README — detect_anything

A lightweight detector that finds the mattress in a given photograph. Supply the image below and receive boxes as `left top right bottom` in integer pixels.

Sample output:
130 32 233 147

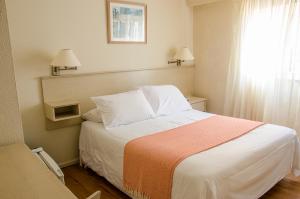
79 110 300 199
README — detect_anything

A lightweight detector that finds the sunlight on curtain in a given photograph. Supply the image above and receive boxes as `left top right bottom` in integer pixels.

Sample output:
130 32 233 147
224 0 300 134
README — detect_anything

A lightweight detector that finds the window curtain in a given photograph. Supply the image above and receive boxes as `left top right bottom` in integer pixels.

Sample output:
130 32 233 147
224 0 300 134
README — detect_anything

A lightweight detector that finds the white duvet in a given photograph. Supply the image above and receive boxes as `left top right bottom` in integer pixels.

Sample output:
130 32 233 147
79 110 300 199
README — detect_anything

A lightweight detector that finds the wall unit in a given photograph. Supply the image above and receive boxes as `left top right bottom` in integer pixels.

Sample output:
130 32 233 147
41 66 195 131
45 100 81 122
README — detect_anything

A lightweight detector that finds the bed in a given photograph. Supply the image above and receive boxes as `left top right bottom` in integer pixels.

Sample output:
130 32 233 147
79 109 300 199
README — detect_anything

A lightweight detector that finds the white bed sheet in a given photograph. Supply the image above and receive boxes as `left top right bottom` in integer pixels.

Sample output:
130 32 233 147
79 110 300 199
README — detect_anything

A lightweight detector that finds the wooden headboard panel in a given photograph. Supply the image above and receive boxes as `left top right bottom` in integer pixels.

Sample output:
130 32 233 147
41 66 195 129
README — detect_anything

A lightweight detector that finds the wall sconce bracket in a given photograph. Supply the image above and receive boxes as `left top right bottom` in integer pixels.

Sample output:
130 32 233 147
168 60 184 67
52 66 77 76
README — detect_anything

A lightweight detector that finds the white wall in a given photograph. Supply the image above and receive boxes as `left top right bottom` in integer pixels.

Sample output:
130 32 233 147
0 0 24 145
5 0 193 165
193 0 240 114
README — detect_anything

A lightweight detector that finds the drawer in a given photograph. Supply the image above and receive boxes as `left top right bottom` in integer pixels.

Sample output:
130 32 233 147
192 102 206 112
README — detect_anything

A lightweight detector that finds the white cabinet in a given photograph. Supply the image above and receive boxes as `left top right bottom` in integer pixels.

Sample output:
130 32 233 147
186 96 208 112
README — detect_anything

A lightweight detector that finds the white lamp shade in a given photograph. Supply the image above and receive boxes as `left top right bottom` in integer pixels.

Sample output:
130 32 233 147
50 49 81 67
174 47 194 61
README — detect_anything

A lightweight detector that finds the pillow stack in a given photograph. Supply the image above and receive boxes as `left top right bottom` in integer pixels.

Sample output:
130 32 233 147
139 85 192 116
91 90 155 128
83 85 192 128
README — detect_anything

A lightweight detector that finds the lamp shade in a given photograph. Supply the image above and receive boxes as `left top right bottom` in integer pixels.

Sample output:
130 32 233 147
50 49 81 67
174 47 194 61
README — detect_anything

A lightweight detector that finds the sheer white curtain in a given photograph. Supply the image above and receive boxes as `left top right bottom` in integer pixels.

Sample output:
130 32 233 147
224 0 300 134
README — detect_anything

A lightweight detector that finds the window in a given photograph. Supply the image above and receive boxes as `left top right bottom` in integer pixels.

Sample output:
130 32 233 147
239 3 300 83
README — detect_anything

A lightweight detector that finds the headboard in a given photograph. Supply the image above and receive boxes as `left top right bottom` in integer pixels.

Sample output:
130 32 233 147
41 66 195 130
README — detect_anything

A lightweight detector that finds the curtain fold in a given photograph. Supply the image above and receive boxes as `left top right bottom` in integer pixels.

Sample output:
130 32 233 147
224 0 300 134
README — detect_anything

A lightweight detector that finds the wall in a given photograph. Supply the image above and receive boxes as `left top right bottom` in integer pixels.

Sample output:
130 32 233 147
5 0 193 165
193 0 240 114
0 0 24 145
187 0 223 6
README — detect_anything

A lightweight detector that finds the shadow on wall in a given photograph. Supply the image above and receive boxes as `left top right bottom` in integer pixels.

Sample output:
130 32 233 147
21 102 80 164
21 104 45 148
168 48 178 60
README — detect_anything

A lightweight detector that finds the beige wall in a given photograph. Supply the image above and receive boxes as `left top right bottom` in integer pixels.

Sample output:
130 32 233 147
5 0 193 165
0 0 24 145
187 0 223 6
193 0 240 114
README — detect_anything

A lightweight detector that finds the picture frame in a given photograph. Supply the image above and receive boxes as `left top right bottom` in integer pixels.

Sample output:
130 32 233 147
106 0 147 44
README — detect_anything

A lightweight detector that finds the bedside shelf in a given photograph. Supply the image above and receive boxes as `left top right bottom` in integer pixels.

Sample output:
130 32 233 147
44 100 81 122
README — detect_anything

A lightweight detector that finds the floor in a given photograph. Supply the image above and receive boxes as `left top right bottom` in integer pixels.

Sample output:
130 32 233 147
63 165 300 199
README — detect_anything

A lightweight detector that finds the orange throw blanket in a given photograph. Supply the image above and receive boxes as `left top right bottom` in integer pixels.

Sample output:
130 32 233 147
123 115 264 199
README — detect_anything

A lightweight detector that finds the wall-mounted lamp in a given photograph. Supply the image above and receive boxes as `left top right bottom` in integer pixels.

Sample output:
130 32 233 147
50 49 81 76
168 47 194 66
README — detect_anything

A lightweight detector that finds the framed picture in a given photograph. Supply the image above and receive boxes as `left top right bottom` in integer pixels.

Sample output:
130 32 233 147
106 0 147 44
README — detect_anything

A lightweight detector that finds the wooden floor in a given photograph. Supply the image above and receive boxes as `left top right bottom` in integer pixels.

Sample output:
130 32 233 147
63 165 300 199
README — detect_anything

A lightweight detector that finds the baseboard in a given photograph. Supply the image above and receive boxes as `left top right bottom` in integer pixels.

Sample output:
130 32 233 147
59 158 79 168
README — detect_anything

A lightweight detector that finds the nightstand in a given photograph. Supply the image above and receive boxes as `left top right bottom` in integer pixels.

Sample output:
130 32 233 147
44 100 81 122
186 96 208 112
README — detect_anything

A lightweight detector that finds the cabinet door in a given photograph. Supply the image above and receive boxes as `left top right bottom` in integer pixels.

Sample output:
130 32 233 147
192 102 206 112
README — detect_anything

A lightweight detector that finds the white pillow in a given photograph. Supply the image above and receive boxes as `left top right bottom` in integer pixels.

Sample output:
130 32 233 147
140 85 192 116
91 90 155 128
82 108 102 123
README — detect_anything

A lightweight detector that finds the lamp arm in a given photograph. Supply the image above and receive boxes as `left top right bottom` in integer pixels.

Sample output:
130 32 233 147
51 66 78 76
59 66 78 71
168 59 185 66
